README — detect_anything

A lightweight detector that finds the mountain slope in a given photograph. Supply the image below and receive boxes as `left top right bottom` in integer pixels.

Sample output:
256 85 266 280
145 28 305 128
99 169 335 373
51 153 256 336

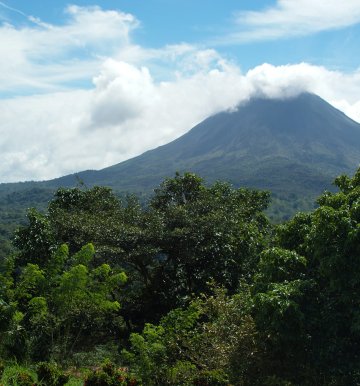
1 92 359 233
49 93 360 199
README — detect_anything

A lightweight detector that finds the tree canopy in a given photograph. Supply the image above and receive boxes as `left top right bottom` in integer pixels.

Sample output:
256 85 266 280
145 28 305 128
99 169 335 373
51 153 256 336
0 169 359 385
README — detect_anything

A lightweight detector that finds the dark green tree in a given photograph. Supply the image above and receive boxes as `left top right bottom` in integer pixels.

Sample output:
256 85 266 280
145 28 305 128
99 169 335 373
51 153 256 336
11 175 271 328
262 167 360 384
147 172 271 313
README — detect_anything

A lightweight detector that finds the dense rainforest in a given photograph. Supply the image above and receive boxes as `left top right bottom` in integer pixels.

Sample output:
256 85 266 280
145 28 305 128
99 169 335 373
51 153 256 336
0 168 359 385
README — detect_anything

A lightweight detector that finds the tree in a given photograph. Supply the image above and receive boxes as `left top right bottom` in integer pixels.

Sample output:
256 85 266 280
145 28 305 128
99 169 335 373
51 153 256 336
147 173 271 314
11 174 271 327
252 247 311 383
122 285 258 386
12 186 156 330
268 167 360 383
0 243 127 363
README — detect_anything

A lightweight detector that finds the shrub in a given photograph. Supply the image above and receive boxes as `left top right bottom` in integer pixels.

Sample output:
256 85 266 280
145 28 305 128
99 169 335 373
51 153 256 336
36 362 69 386
260 375 293 386
84 360 139 386
192 370 229 386
0 360 4 377
0 364 37 386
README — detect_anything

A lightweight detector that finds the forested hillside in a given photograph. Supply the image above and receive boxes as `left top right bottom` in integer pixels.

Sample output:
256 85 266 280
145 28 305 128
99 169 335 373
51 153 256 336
0 169 359 385
0 185 54 257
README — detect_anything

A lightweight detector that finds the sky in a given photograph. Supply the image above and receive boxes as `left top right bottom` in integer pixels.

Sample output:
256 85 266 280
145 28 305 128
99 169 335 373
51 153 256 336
0 0 360 182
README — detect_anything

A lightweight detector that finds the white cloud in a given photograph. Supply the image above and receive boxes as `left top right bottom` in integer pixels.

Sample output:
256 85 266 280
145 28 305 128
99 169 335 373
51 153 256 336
0 4 213 95
0 90 91 181
89 60 155 128
0 5 138 94
230 0 360 42
245 63 360 123
246 63 360 105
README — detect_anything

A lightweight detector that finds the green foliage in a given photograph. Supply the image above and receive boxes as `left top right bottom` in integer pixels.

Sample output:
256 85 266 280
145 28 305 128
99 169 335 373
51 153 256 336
276 212 312 255
151 172 205 209
122 285 258 385
14 208 55 267
84 359 139 386
47 187 126 258
255 248 307 287
260 375 294 386
254 280 308 344
146 172 271 315
36 361 69 386
1 169 360 384
7 175 271 329
0 242 126 363
122 324 167 385
71 343 122 369
192 370 229 386
269 168 360 383
0 185 54 260
0 363 37 386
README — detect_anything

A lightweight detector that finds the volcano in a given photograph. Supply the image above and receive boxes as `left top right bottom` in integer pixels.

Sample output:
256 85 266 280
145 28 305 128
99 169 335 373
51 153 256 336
2 92 360 220
51 92 360 200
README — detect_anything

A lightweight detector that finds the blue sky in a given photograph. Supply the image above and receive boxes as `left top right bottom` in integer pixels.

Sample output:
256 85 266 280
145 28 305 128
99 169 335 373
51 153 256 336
0 0 360 182
2 0 360 77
